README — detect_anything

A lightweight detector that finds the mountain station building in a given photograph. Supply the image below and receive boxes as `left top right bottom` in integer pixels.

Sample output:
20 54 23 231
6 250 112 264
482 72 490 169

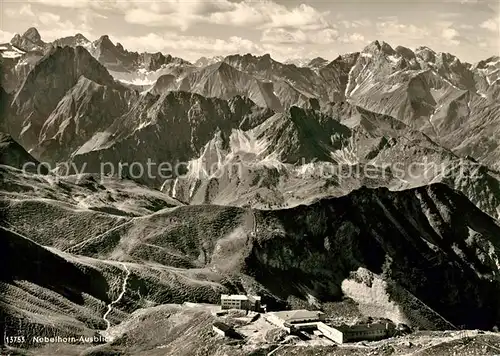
220 294 262 311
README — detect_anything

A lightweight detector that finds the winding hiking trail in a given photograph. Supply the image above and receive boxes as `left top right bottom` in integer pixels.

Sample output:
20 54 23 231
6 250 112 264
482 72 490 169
103 262 131 332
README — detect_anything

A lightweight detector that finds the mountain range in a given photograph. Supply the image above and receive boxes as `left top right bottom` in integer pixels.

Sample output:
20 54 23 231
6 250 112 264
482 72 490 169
1 27 500 355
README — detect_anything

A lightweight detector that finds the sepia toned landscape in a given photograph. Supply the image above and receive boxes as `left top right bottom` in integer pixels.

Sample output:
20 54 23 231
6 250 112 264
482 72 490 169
1 0 500 355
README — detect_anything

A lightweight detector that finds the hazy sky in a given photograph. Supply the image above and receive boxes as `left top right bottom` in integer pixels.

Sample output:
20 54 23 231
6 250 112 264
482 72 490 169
0 0 499 62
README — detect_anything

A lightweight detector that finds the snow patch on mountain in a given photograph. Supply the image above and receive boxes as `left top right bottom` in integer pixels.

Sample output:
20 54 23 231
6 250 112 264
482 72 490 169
110 66 172 86
194 56 224 67
178 128 286 184
387 55 400 64
330 136 359 165
284 58 312 67
229 129 269 157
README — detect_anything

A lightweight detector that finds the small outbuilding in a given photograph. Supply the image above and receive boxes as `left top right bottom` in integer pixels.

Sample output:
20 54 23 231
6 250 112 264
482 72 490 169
335 322 396 343
212 322 232 337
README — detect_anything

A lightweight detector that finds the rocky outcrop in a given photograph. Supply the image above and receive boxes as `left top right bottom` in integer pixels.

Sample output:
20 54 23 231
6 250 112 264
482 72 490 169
1 51 44 93
318 52 360 102
32 76 132 163
52 33 90 48
247 183 500 329
307 57 329 68
88 35 190 73
0 132 46 173
223 53 333 106
194 55 224 67
10 27 48 52
175 62 283 111
37 180 500 330
8 45 121 150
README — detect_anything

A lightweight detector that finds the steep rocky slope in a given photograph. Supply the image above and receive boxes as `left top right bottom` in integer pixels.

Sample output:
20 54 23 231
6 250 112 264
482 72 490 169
88 35 190 73
317 52 360 102
0 226 237 347
2 134 500 352
5 29 500 174
9 27 50 53
472 55 500 95
1 46 44 93
224 53 332 105
161 102 500 218
31 75 131 163
249 183 500 330
434 93 500 169
0 132 46 173
7 45 123 151
52 33 91 48
341 41 500 169
176 62 283 112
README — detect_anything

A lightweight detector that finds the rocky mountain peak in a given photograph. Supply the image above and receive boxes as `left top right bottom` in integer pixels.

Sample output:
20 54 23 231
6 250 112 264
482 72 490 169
74 33 87 40
225 52 275 67
74 33 90 45
328 52 360 68
95 34 117 51
10 33 21 43
380 41 396 55
473 55 500 70
395 45 417 60
363 40 396 56
52 33 90 48
260 53 272 61
10 27 46 52
214 60 234 71
308 57 328 68
415 46 437 63
10 45 118 149
0 132 47 173
86 34 191 73
436 51 459 64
